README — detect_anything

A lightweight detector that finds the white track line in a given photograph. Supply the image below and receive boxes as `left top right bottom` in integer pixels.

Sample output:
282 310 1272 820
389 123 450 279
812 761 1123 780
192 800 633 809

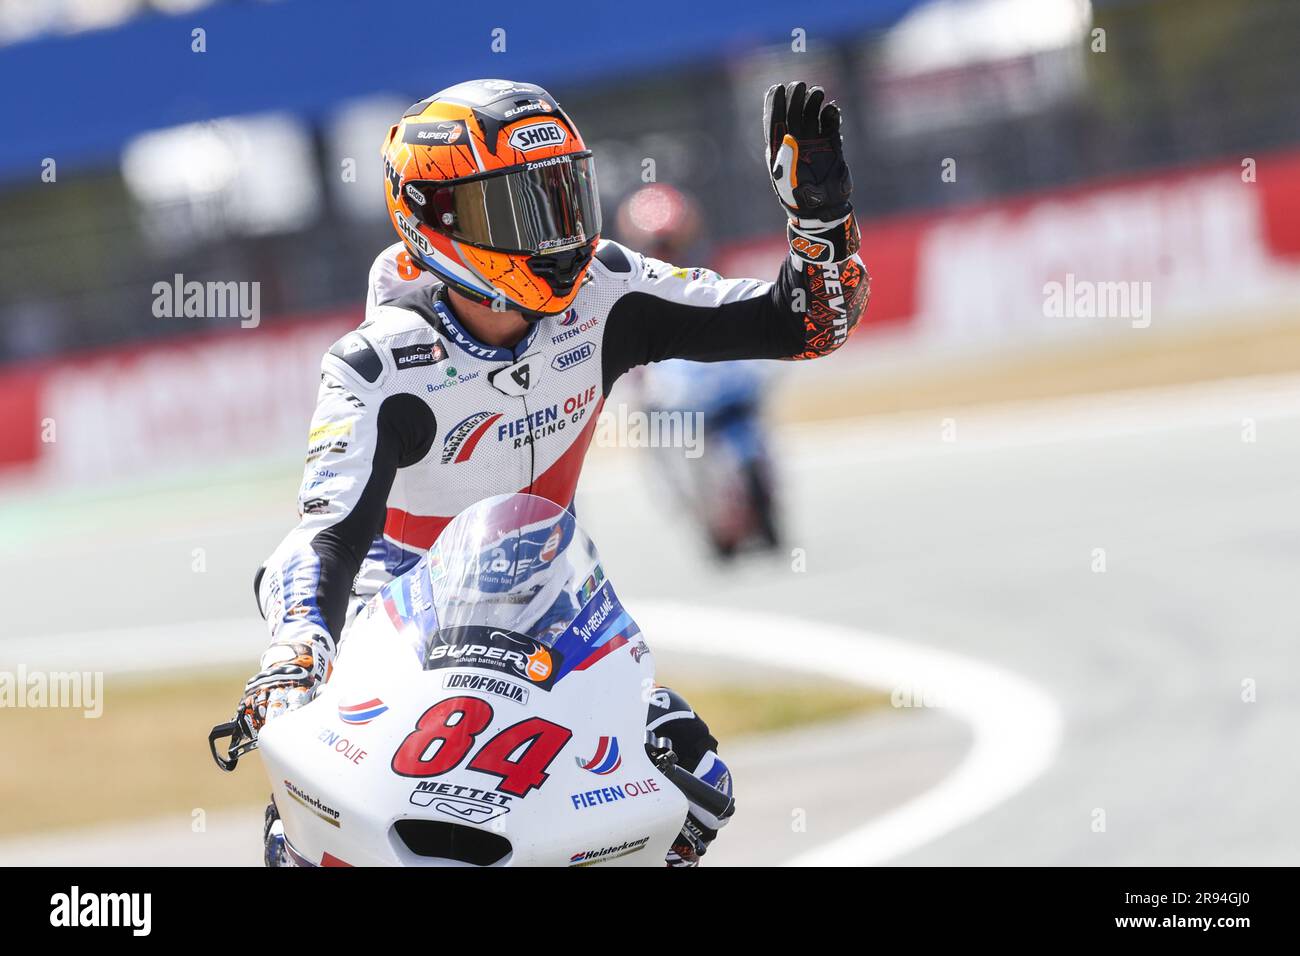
637 602 1063 867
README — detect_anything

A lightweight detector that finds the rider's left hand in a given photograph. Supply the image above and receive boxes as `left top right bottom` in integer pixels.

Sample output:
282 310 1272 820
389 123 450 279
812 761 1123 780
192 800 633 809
763 80 854 226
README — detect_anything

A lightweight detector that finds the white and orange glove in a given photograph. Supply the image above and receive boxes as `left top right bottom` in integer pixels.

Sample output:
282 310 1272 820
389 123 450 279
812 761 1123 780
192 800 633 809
240 639 326 732
763 80 860 266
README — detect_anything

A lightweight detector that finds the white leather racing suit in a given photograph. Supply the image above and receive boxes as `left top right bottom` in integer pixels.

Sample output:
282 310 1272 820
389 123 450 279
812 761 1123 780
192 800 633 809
255 239 869 662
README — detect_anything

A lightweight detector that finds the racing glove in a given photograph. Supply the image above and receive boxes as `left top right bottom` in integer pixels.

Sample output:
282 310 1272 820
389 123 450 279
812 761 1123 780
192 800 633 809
667 812 720 868
763 80 860 267
240 639 326 732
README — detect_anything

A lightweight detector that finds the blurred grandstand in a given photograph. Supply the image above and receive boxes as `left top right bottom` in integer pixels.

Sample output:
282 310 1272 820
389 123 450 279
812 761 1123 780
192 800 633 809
2 0 1300 485
0 0 1295 352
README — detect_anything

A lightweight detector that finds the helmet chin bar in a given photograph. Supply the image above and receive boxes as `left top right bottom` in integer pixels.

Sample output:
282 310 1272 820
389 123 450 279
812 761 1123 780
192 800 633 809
527 242 595 303
417 240 596 323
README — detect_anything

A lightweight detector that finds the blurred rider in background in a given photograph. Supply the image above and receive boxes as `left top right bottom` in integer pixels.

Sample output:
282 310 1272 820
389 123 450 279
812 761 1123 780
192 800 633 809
616 184 782 559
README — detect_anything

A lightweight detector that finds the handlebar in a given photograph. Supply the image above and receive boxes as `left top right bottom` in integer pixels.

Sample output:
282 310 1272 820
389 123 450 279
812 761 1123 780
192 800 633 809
663 761 736 820
646 733 735 821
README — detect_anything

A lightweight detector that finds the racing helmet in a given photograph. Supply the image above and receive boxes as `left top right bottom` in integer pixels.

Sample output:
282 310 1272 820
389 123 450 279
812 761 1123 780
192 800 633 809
381 79 602 318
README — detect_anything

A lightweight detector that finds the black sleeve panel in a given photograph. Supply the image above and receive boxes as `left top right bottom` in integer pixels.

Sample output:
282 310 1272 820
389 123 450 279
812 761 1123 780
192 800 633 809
328 333 384 383
307 394 435 639
600 258 805 396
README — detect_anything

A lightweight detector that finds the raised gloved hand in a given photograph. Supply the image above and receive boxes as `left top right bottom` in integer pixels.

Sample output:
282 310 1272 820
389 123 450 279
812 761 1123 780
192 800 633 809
240 639 326 732
763 81 859 266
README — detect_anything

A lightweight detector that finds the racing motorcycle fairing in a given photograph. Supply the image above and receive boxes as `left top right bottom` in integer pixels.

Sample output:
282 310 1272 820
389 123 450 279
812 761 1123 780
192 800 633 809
256 493 685 866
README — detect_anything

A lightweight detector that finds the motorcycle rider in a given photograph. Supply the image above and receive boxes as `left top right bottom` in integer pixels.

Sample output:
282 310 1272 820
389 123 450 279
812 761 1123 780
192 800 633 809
242 78 869 866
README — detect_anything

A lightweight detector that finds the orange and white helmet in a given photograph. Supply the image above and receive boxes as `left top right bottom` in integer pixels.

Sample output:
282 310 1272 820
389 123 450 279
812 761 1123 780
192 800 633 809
381 79 601 318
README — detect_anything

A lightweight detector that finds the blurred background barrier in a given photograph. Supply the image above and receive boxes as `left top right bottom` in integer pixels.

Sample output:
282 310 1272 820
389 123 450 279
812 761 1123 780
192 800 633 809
2 0 1300 487
0 313 353 483
722 149 1300 343
6 147 1300 483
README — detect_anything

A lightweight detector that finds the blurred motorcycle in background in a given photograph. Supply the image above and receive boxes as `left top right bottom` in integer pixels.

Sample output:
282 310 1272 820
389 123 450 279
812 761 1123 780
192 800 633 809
616 184 783 560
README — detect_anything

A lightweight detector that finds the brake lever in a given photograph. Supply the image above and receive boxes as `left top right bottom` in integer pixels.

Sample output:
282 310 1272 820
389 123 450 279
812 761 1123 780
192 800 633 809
209 712 259 772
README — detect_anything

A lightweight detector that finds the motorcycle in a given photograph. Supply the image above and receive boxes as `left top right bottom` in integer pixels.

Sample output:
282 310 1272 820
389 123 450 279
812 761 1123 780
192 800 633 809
639 359 782 560
210 492 733 866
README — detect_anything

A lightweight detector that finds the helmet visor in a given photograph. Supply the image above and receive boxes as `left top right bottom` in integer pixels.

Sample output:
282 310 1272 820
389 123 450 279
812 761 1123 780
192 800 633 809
407 153 601 256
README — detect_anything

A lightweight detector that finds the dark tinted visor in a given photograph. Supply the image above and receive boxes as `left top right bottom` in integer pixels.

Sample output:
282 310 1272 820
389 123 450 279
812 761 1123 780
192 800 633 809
406 153 601 255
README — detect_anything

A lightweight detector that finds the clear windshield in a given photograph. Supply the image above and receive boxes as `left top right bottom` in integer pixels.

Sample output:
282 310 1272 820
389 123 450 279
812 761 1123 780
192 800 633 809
424 493 606 647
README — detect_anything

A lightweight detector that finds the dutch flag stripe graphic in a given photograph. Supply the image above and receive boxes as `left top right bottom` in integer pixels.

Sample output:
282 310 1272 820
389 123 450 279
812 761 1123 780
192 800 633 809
576 735 622 775
338 698 388 725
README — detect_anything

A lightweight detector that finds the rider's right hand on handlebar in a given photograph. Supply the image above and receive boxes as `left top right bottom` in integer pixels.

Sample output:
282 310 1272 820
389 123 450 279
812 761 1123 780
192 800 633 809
240 640 325 732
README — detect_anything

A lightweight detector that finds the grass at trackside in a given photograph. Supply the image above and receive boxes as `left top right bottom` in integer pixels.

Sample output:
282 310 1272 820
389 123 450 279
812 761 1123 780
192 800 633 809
779 312 1300 423
0 670 271 838
0 668 888 838
665 678 890 743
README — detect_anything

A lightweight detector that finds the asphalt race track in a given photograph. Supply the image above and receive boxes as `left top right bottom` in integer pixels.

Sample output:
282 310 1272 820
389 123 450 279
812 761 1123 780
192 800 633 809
3 373 1298 865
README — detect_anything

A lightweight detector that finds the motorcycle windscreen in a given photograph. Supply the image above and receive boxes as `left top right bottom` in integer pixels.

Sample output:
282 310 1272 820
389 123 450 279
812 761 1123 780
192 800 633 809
423 493 607 649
